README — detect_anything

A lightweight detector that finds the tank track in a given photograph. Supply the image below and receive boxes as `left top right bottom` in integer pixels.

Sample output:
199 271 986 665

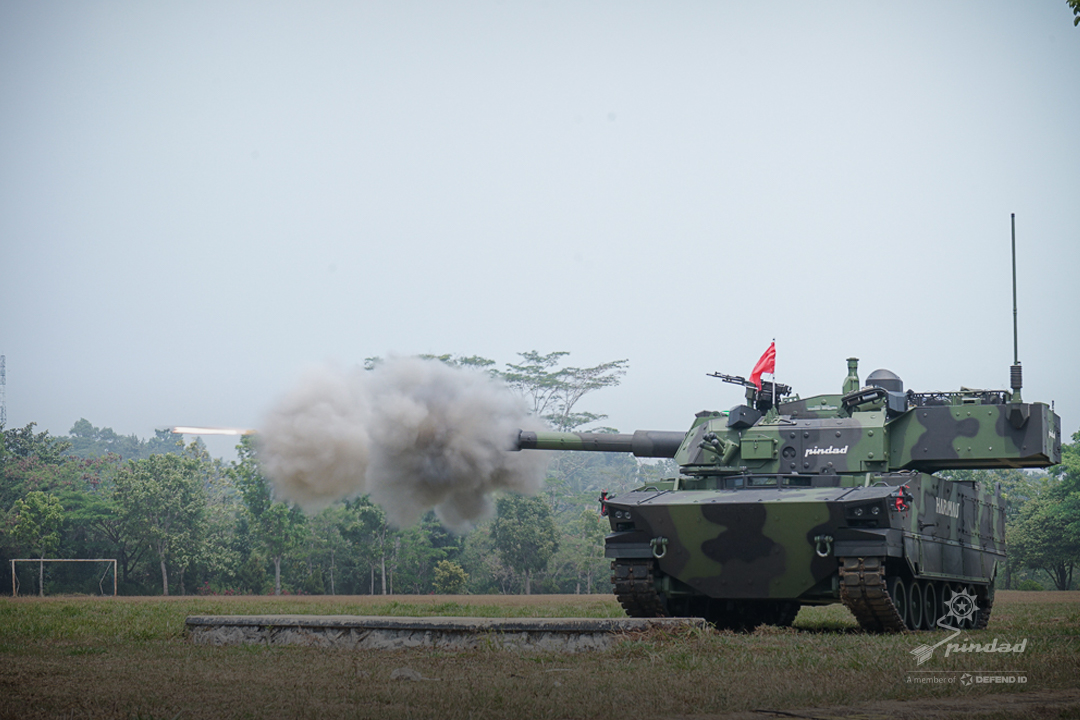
614 556 991 634
611 559 667 618
610 561 802 629
838 557 907 633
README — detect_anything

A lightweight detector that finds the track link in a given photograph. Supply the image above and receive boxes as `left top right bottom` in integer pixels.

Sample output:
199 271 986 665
611 560 667 618
838 557 908 634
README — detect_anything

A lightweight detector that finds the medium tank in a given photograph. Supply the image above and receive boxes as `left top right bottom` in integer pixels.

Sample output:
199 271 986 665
515 358 1062 632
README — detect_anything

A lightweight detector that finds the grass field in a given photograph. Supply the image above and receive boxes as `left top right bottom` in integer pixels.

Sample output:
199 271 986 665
1 591 1078 720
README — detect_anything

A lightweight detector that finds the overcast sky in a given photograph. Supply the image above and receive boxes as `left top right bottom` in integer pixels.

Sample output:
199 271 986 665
2 1 1078 461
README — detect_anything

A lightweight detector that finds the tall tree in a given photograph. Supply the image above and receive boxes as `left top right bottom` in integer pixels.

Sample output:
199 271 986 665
392 515 450 593
230 435 305 595
491 494 559 594
258 502 307 595
500 351 628 431
11 491 64 596
340 497 395 594
1009 489 1080 590
2 423 72 464
303 505 350 595
113 452 208 595
1009 432 1080 590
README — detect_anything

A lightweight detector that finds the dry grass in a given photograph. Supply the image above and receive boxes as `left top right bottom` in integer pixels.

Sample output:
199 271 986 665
1 592 1077 720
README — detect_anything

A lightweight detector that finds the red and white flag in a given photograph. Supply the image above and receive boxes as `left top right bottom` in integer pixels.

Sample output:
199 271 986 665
749 342 776 391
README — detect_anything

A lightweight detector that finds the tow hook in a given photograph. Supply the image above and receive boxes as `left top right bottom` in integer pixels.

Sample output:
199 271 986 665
650 536 668 559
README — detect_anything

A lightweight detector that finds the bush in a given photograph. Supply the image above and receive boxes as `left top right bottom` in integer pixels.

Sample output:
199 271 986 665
433 560 469 594
1017 579 1045 591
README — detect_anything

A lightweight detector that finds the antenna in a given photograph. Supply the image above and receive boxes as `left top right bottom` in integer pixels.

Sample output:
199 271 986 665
1010 214 1022 402
0 355 6 427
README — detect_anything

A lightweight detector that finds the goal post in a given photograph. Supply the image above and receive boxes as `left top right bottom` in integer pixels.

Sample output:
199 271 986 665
10 558 118 597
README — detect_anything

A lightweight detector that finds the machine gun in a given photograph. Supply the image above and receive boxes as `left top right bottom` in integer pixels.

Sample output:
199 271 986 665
707 371 793 412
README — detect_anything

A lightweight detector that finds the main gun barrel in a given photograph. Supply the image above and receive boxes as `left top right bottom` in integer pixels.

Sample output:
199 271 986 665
515 429 684 458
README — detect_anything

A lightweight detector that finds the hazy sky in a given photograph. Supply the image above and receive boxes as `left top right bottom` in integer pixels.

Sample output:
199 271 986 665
2 2 1078 460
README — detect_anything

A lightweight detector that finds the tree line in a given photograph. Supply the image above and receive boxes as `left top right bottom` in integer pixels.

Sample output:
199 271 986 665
1 352 671 597
1 351 1077 596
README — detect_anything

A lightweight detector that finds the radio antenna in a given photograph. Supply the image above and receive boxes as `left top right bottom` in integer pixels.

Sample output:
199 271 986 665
1010 213 1022 402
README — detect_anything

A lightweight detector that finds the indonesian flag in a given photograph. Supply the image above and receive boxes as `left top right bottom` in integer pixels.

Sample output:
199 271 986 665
749 342 776 391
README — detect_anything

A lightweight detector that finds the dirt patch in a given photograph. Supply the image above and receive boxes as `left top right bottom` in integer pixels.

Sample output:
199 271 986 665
677 688 1080 720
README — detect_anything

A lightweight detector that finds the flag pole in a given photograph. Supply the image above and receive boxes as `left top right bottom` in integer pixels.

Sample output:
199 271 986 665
772 337 776 409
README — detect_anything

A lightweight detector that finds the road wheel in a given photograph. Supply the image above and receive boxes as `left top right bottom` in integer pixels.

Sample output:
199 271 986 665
907 580 923 631
887 576 908 628
922 581 939 630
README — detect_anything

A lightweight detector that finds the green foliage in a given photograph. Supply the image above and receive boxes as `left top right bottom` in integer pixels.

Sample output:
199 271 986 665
1050 429 1080 493
433 559 469 594
301 505 350 595
12 491 64 558
8 489 67 594
0 350 650 597
1070 0 1080 26
1008 431 1080 590
384 515 454 594
419 353 499 374
370 350 626 432
66 419 182 460
501 351 628 431
229 434 307 595
340 497 395 594
258 502 307 595
231 435 271 519
491 494 560 594
547 507 607 594
112 452 209 595
1009 492 1080 590
2 422 72 463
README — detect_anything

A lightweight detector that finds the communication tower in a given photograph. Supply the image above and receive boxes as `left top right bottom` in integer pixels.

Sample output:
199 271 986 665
0 355 5 427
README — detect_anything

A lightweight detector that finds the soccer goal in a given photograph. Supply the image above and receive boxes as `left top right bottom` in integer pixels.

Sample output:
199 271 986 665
10 558 117 597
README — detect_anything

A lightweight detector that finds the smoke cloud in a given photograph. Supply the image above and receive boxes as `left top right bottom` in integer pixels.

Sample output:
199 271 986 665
258 357 549 531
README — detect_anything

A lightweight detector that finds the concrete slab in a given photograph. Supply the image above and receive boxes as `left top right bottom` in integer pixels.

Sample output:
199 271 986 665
185 615 706 651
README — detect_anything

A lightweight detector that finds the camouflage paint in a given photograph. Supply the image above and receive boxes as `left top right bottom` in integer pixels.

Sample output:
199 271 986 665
888 403 1060 470
606 470 1007 603
517 360 1059 613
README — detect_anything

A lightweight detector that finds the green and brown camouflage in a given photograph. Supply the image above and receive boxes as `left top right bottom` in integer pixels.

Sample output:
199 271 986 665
513 358 1061 632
